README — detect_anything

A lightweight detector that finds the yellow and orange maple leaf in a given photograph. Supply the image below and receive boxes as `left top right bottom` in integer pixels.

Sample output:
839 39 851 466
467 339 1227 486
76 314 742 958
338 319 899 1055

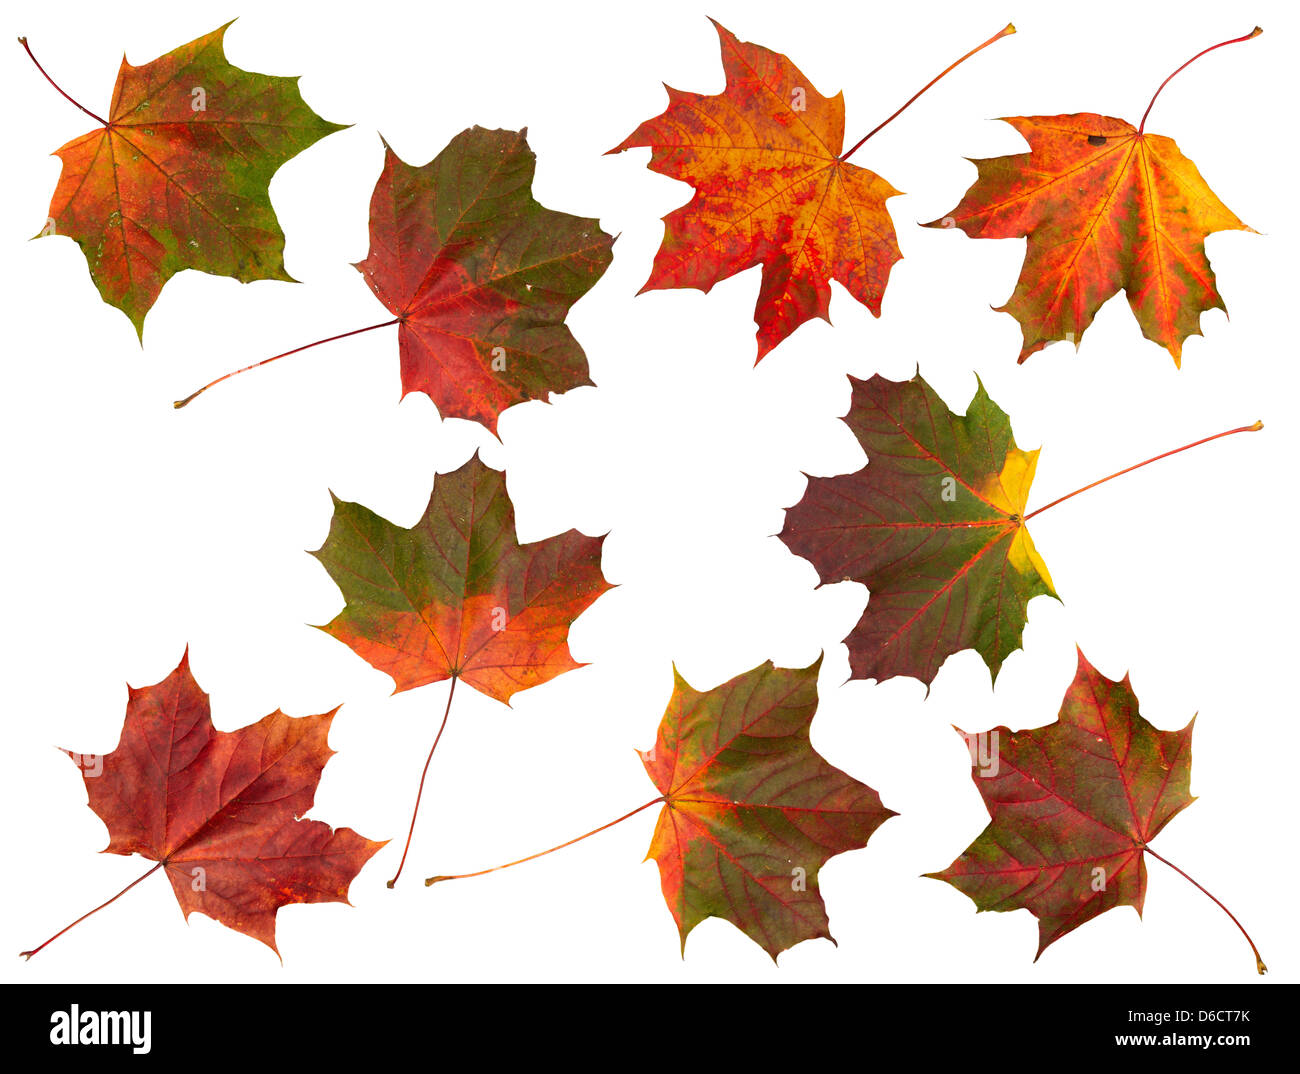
929 29 1261 364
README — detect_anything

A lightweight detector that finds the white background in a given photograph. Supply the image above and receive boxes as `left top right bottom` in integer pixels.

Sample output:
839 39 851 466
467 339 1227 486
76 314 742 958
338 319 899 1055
1 0 1294 984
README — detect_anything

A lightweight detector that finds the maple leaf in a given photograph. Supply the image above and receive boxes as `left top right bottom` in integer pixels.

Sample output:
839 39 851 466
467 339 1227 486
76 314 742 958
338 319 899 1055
610 21 1013 359
780 372 1057 688
312 452 611 885
356 127 614 432
312 453 610 701
640 658 895 959
25 23 344 336
926 28 1261 363
927 650 1266 974
20 652 384 960
174 126 614 432
427 658 894 961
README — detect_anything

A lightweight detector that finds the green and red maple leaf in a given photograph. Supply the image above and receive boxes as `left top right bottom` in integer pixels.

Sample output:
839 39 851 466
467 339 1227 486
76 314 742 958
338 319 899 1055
356 127 614 431
174 125 614 432
427 658 894 961
641 658 895 959
780 372 1058 687
929 650 1265 974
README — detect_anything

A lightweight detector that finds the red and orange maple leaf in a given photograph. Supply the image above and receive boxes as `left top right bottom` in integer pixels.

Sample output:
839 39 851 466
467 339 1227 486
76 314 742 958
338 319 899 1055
611 21 1012 359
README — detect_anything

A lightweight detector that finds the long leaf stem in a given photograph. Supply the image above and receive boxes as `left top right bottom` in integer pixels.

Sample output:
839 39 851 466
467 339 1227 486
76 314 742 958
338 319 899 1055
173 318 401 409
20 861 164 960
841 22 1015 161
1023 421 1261 522
388 676 458 888
1145 846 1266 975
426 797 665 886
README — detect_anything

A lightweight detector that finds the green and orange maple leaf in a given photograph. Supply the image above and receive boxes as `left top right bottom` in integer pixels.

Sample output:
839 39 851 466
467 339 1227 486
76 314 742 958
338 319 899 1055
28 23 344 335
641 658 895 959
429 658 894 961
928 650 1265 973
312 452 611 885
312 453 610 702
21 652 385 959
927 29 1261 363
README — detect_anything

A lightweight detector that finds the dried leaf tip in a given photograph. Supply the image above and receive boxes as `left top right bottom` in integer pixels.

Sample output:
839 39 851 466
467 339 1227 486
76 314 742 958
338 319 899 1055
998 23 1016 37
1248 420 1264 431
1249 26 1263 38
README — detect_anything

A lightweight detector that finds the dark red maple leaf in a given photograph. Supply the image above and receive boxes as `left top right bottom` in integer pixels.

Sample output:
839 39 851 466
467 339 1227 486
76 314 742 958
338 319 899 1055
21 653 385 959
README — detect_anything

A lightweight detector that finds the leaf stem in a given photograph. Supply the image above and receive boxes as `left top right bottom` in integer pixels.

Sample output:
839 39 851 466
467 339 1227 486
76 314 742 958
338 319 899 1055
173 318 401 409
840 22 1015 161
19 36 109 127
20 861 164 960
388 675 458 888
1137 27 1262 136
1023 421 1261 522
1145 846 1266 975
425 797 665 887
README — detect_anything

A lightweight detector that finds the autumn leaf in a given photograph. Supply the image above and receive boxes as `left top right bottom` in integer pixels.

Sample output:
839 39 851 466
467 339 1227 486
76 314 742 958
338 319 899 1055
926 28 1261 364
779 372 1261 688
609 20 1013 359
312 453 609 701
780 372 1057 687
24 23 344 337
311 452 611 884
641 658 895 959
20 652 385 960
176 127 614 433
928 649 1266 974
429 658 895 961
356 127 614 431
